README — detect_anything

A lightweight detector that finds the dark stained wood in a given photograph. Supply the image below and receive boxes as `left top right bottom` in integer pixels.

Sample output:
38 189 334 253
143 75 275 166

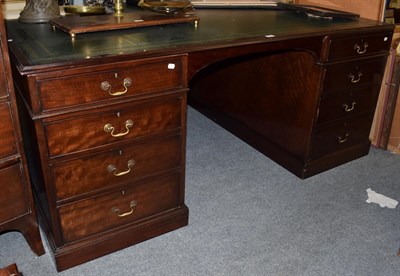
0 103 18 158
310 113 374 160
37 55 186 112
317 86 379 124
190 50 322 161
0 8 44 256
7 8 394 271
55 205 188 271
188 29 390 178
59 172 181 242
187 36 325 81
44 97 183 157
322 58 388 93
0 164 29 222
13 52 188 270
324 32 392 61
53 134 182 202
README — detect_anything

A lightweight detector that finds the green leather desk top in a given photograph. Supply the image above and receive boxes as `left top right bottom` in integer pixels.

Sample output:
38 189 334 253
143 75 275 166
5 7 391 68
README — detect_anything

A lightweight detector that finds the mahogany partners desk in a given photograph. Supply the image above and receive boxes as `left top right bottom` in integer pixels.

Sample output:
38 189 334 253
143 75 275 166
6 7 394 271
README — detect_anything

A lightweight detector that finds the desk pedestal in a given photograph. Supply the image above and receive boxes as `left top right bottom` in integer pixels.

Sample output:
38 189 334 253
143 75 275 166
189 46 386 178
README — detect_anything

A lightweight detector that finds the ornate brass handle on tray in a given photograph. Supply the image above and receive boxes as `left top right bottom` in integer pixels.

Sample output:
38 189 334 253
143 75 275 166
101 77 132 96
104 119 134 137
354 42 368 54
111 200 137 217
107 159 135 176
342 101 357 112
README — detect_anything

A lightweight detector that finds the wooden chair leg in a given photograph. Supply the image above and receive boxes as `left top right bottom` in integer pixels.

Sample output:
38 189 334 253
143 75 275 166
0 263 21 276
20 216 45 256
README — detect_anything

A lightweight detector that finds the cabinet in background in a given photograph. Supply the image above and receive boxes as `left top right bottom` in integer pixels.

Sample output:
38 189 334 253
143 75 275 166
0 8 44 256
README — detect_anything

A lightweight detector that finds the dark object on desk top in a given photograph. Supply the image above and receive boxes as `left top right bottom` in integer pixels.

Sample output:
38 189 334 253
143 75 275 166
126 0 140 5
19 0 60 23
138 0 195 15
277 2 360 20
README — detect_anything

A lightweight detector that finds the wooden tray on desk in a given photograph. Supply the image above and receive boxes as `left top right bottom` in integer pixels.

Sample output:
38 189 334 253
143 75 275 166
50 12 199 37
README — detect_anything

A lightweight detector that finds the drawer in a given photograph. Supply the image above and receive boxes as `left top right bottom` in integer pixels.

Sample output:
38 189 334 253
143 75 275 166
45 97 183 157
0 163 29 223
0 102 18 159
59 172 181 243
38 55 186 111
309 114 373 160
326 32 391 61
52 134 182 201
317 86 379 124
323 57 386 93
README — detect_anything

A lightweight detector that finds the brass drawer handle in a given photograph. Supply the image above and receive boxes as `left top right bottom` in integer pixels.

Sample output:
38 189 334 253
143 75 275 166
104 119 134 137
111 200 137 217
107 159 135 176
348 72 362 83
101 77 132 96
342 101 357 112
337 132 350 144
354 42 368 54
